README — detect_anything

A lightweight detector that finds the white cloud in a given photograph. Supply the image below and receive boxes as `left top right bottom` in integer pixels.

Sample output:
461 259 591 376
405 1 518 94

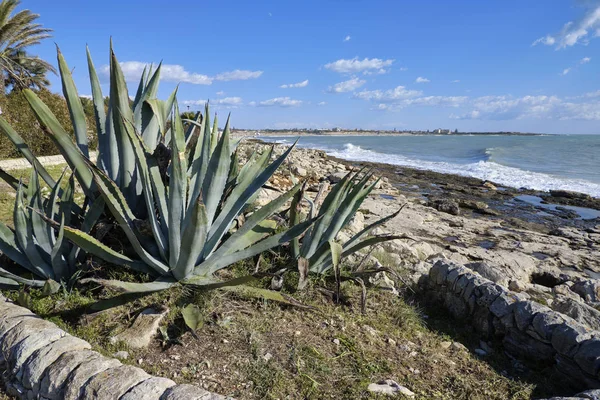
354 86 422 101
415 76 430 83
182 97 244 107
453 95 600 121
101 62 262 85
256 97 303 107
532 5 600 49
344 35 351 42
324 57 394 74
280 79 309 89
452 80 460 83
317 101 327 106
328 77 366 93
214 69 263 81
561 56 591 76
216 91 225 96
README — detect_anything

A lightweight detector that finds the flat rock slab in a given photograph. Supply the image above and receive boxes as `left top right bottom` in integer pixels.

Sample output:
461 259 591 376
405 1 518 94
39 349 103 400
161 384 232 400
62 356 121 400
22 335 91 393
121 377 176 400
110 307 168 349
80 364 150 399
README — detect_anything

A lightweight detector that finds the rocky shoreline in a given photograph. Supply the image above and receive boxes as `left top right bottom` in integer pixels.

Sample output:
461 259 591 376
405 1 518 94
243 140 600 334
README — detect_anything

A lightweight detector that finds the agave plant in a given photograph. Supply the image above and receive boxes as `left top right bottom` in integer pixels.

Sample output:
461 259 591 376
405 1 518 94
0 168 102 289
290 170 402 288
0 42 175 217
49 96 314 300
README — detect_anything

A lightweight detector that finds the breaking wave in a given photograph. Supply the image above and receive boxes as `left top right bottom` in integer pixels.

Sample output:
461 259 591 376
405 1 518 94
325 143 600 197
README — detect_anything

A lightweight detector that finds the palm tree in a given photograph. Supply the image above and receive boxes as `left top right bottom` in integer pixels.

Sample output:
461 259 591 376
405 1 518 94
0 0 54 92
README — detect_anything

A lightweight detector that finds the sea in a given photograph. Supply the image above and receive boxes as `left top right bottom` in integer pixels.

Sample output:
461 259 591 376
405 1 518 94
260 134 600 198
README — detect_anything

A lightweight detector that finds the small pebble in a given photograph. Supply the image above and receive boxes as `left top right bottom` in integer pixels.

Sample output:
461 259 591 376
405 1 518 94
333 338 341 345
113 351 129 360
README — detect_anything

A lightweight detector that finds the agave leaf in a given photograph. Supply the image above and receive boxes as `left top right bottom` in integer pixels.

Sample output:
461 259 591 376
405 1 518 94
109 41 138 206
200 216 315 276
83 158 169 275
41 279 62 296
210 113 218 155
57 46 89 157
50 214 69 280
138 64 163 149
181 304 203 332
204 142 297 257
0 117 56 188
210 182 303 260
0 266 45 287
223 220 277 256
28 169 53 256
14 183 52 278
220 284 310 308
329 240 342 269
45 168 67 225
121 116 168 260
0 276 19 289
132 65 148 112
0 223 33 270
200 114 231 224
87 292 153 312
0 168 20 191
168 102 187 267
22 89 94 196
319 173 374 246
342 235 405 259
187 103 211 209
173 196 208 280
81 278 176 293
344 208 403 249
87 46 118 180
301 172 352 259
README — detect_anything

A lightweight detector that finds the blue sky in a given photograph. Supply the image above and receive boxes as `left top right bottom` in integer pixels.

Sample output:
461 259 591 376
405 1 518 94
28 0 600 134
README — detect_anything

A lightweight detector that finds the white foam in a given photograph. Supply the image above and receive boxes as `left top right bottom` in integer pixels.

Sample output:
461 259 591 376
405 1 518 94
325 143 600 198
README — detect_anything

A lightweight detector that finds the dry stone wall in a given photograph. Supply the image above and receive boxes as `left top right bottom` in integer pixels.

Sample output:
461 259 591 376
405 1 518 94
0 295 231 399
427 260 600 392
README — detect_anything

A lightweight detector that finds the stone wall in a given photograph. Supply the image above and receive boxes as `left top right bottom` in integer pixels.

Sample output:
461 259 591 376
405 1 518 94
0 296 231 399
427 260 600 392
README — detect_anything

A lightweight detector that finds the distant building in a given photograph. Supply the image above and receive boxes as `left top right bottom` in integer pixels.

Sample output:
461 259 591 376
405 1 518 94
433 128 451 134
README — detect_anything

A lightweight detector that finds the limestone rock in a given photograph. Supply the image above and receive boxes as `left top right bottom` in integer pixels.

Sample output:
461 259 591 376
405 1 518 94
160 384 232 399
39 350 103 400
80 364 150 399
367 380 414 397
62 356 121 399
292 166 308 177
551 322 595 358
22 335 91 393
427 198 460 215
2 319 65 375
571 279 600 303
573 339 600 376
551 296 600 331
121 377 176 400
110 307 168 349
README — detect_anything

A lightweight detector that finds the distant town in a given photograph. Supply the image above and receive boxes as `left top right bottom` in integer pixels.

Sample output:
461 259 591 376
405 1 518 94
231 127 541 136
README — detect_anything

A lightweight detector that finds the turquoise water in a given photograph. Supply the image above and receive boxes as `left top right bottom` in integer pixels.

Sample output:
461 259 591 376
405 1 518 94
260 134 600 197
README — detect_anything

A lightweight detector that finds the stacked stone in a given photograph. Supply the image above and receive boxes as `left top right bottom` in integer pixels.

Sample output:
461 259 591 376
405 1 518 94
428 260 600 391
0 297 231 400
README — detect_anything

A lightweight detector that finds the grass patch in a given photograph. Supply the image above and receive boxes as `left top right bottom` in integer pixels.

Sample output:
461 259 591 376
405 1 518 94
5 263 553 400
